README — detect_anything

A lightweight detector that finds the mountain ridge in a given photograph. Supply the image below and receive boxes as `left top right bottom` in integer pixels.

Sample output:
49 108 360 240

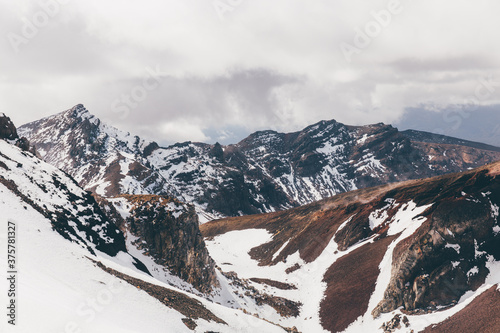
19 104 500 220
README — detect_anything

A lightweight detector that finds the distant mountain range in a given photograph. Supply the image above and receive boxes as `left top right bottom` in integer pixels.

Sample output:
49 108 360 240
395 105 500 147
19 104 500 221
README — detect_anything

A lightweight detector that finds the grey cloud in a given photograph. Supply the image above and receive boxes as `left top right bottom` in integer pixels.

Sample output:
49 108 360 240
98 69 302 145
387 56 497 73
1 1 500 147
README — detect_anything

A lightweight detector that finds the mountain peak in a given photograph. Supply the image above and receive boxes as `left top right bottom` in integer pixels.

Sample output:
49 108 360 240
70 103 87 114
66 104 96 122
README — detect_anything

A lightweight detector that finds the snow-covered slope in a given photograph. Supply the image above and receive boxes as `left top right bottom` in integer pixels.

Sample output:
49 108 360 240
20 105 500 221
0 185 287 332
0 118 292 333
201 160 500 332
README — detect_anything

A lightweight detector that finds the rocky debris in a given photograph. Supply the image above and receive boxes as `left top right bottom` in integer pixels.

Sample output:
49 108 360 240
249 278 297 290
219 269 301 318
91 258 226 329
101 195 219 294
285 263 301 274
181 318 197 330
380 314 411 332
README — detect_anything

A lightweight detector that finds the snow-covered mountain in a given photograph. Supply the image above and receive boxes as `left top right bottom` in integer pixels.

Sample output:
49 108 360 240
201 159 500 332
19 105 500 221
0 114 302 332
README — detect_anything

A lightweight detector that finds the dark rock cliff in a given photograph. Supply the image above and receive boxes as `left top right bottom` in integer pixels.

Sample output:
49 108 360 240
97 195 219 294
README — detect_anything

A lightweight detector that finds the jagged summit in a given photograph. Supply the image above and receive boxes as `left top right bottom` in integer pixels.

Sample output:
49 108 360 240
19 105 166 197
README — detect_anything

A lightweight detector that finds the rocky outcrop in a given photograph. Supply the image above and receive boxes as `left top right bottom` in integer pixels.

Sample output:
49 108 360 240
373 195 499 316
0 113 35 153
0 113 19 140
98 195 219 294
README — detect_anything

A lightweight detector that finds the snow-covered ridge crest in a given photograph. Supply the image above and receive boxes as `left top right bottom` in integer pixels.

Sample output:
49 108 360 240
19 104 500 220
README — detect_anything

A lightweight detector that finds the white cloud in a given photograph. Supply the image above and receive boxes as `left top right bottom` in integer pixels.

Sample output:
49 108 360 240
159 120 209 143
1 0 499 144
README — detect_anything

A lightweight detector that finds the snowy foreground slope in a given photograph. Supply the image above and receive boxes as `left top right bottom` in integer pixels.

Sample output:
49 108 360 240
0 138 289 332
20 104 500 221
201 160 500 332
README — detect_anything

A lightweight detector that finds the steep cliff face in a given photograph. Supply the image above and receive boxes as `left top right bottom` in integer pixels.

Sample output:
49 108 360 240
96 194 219 294
372 171 500 317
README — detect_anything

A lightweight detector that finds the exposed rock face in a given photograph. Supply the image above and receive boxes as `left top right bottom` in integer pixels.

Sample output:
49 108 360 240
373 184 499 316
0 113 35 153
0 113 19 140
97 195 219 293
19 105 500 220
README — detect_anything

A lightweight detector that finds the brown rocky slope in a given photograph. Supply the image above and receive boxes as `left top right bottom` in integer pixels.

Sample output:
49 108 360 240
201 160 500 332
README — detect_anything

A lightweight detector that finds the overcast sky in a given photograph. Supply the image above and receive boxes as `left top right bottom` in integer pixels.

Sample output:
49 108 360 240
1 0 500 145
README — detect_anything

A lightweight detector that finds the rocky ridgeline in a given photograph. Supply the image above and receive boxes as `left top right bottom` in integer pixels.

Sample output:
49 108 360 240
19 104 500 219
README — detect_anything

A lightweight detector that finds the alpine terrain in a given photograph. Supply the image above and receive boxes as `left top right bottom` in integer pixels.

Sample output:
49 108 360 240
0 113 302 333
1 109 500 332
201 159 500 332
19 105 500 221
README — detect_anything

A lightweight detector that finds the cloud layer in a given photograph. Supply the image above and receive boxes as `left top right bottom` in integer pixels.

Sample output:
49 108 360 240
1 0 499 144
